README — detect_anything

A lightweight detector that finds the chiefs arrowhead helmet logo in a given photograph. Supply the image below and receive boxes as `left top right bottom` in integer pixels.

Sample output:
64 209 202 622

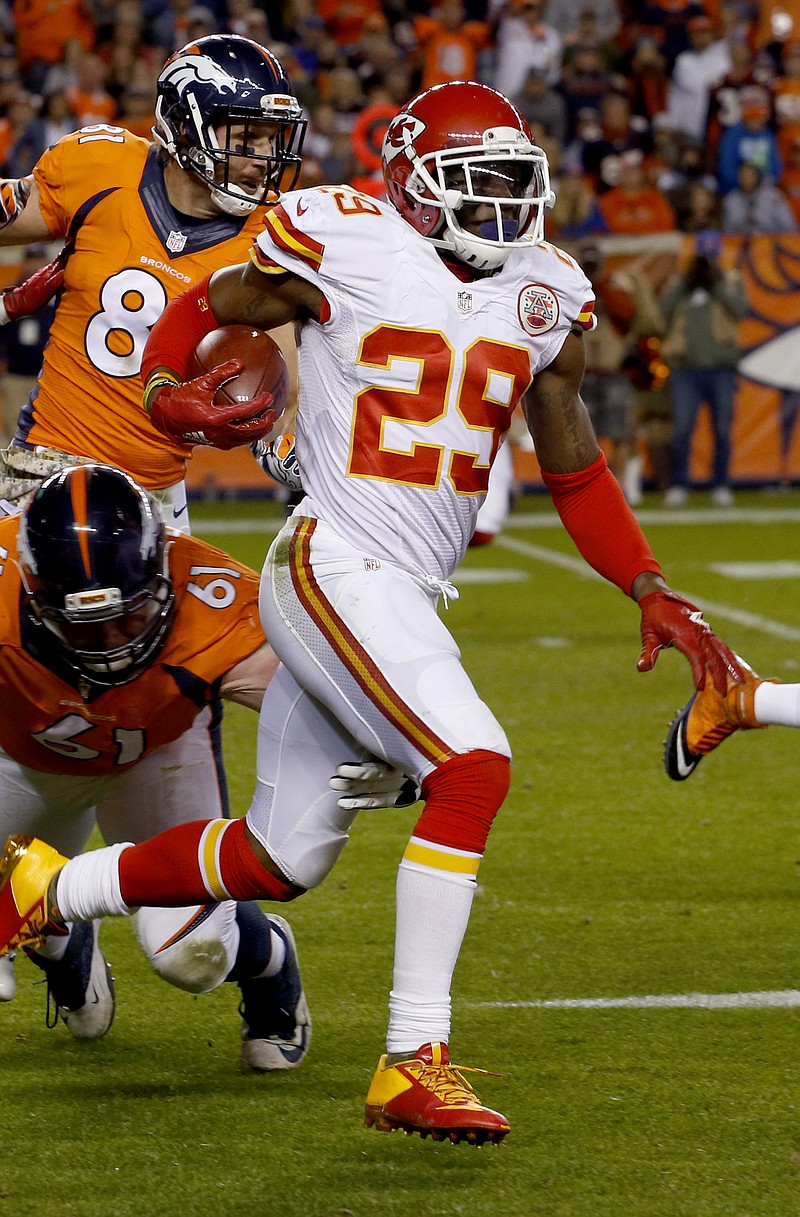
382 113 427 163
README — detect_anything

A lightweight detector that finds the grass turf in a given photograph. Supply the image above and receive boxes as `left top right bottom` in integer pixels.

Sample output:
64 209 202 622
2 489 800 1217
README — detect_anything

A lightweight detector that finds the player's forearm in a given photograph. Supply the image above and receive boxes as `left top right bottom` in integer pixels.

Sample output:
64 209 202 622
141 275 219 411
218 643 280 709
0 178 52 246
541 451 664 597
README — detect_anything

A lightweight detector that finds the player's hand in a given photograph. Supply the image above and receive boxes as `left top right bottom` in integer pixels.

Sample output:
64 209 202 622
146 362 279 450
250 433 303 492
0 253 65 326
330 761 421 811
0 178 30 230
637 589 745 693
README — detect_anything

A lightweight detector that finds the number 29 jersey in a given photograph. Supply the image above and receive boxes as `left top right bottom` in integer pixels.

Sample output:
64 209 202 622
20 126 266 489
253 187 595 581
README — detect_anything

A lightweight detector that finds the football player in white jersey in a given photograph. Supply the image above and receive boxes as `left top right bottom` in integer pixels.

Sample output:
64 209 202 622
0 81 746 1145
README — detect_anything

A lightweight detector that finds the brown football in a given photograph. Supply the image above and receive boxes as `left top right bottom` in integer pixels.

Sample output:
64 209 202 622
187 325 289 420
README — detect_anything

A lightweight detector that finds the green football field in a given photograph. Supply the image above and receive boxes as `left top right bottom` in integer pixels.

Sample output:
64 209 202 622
3 489 800 1217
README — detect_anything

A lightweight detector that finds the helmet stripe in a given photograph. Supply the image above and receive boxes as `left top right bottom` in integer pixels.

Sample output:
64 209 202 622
69 466 93 580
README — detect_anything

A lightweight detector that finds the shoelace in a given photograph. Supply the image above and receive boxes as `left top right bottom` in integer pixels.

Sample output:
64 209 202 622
409 1060 502 1107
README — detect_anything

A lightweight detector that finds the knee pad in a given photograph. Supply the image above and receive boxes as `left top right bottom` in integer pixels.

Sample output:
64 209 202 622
416 750 511 855
132 902 239 994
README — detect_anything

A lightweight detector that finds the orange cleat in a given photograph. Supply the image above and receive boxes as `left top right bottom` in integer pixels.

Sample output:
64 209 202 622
0 835 68 954
664 660 773 781
364 1040 510 1145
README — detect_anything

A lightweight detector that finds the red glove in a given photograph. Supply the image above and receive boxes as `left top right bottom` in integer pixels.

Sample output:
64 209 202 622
637 589 745 693
0 253 66 325
146 361 279 450
0 178 30 229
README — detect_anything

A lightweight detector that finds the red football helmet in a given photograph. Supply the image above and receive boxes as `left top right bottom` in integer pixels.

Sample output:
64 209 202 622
382 81 554 271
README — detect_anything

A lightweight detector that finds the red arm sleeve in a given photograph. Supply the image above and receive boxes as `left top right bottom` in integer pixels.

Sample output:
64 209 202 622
141 274 219 385
540 450 663 597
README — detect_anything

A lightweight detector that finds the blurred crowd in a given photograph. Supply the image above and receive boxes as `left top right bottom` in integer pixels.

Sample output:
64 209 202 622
1 0 798 504
2 0 800 237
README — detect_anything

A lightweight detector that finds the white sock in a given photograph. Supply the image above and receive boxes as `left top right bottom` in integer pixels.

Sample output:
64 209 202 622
753 682 800 726
387 848 480 1056
56 844 134 922
254 927 286 980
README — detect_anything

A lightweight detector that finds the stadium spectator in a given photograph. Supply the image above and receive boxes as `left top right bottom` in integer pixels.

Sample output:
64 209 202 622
664 14 733 144
722 159 799 231
675 178 724 232
412 0 491 91
15 90 77 165
116 82 157 140
575 241 644 504
0 245 54 446
560 4 619 75
543 0 621 42
705 36 763 161
0 78 746 1147
597 148 677 232
316 0 385 51
580 91 652 190
625 36 671 122
779 132 800 221
560 45 616 141
493 0 562 97
660 231 748 507
513 66 567 145
772 39 800 159
621 0 710 69
13 0 94 92
717 84 782 192
321 65 366 133
64 51 116 127
0 90 43 179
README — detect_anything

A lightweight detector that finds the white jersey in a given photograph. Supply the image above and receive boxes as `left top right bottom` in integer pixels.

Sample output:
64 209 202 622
254 187 596 581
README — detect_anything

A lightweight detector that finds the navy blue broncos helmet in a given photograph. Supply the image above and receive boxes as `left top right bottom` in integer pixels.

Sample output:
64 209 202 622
153 34 306 215
18 464 175 689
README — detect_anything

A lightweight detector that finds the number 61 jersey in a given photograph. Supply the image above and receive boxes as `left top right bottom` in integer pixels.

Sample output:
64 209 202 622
0 517 265 776
253 186 596 581
18 127 266 489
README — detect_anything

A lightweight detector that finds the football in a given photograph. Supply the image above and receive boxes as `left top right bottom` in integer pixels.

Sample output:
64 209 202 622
187 325 289 420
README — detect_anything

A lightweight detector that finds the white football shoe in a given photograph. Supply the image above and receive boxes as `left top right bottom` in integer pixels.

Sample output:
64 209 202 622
0 952 15 1001
239 915 311 1072
28 920 115 1038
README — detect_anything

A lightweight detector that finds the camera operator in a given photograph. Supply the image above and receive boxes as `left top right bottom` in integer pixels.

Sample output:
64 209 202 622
659 231 748 507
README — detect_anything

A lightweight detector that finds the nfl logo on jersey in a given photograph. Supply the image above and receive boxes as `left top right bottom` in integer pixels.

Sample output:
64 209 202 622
457 291 473 313
166 230 187 253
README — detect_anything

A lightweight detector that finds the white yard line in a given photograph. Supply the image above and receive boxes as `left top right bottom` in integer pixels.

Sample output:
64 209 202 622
493 537 800 642
470 990 800 1010
198 509 800 641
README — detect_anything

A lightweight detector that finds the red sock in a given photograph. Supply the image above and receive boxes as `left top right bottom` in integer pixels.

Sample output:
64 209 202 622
118 818 299 906
415 750 510 854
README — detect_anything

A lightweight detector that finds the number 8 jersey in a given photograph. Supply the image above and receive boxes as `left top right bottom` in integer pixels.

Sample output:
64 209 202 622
253 186 596 581
19 127 266 489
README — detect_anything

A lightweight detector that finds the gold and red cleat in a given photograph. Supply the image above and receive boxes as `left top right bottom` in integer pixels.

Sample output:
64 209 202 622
0 835 68 954
664 659 774 781
364 1040 510 1146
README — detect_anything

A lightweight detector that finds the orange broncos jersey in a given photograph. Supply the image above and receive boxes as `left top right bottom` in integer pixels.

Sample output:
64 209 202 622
21 127 266 489
0 515 265 776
